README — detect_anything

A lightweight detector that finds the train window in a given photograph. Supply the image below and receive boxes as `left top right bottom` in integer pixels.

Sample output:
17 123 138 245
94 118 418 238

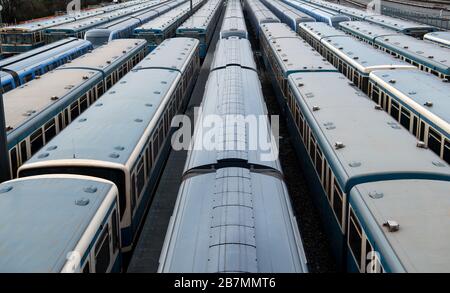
95 225 111 273
57 113 63 132
97 82 104 97
400 107 411 130
158 124 164 149
80 95 88 112
30 128 44 154
309 134 316 161
44 120 57 143
70 102 80 120
64 109 70 126
106 76 113 89
9 148 19 178
152 136 159 162
3 83 13 93
412 116 418 137
370 84 379 104
348 208 363 270
316 147 323 180
390 99 400 121
24 74 33 82
131 174 136 212
428 127 442 156
17 141 27 166
136 158 145 198
83 261 90 273
444 140 450 164
111 211 119 252
147 144 153 173
333 179 344 227
419 121 426 142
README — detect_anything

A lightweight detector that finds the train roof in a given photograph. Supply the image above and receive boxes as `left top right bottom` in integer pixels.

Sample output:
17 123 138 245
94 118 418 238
0 37 81 68
210 38 257 71
220 17 248 39
178 0 222 30
24 39 198 167
261 23 298 40
321 36 415 74
287 71 450 191
0 175 117 273
225 0 245 19
185 67 280 172
58 39 146 73
376 35 450 74
351 179 450 272
299 22 347 41
370 69 450 135
135 0 201 32
159 168 309 273
269 36 336 75
424 31 450 47
363 14 437 33
339 21 400 41
136 38 199 72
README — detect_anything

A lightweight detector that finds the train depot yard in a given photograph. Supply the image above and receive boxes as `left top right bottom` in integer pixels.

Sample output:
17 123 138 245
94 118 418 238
1 0 450 276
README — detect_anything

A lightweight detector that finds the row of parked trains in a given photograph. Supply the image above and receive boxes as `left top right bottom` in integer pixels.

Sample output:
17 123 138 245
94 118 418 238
1 0 450 273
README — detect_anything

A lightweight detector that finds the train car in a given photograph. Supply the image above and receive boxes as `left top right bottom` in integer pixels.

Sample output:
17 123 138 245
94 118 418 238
44 0 162 43
18 38 201 252
158 37 308 273
134 0 205 51
4 39 147 179
339 21 400 45
424 31 450 48
375 35 450 79
363 14 437 38
259 22 336 107
0 0 150 54
0 38 93 93
220 0 248 39
176 0 223 57
298 22 415 93
85 0 186 48
259 0 313 32
340 21 450 79
0 175 121 273
298 21 346 54
244 0 280 37
284 70 450 272
280 0 350 28
305 0 376 21
368 69 450 164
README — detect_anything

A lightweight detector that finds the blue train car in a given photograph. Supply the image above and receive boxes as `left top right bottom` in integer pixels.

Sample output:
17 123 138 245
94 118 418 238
259 0 312 32
85 0 186 48
280 0 350 28
176 0 223 57
4 39 147 179
1 38 93 93
134 0 205 51
18 38 201 252
0 175 122 273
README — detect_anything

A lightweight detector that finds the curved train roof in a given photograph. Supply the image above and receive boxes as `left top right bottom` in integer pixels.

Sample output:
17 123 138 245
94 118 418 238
135 0 203 32
5 39 146 145
424 31 450 47
245 0 280 25
287 71 450 191
370 69 450 135
363 14 437 33
158 168 308 273
376 35 450 75
210 38 257 71
185 66 280 172
339 21 400 42
261 23 298 40
177 0 222 32
0 175 117 273
350 179 450 273
321 36 415 74
299 22 347 41
59 39 146 74
23 38 199 167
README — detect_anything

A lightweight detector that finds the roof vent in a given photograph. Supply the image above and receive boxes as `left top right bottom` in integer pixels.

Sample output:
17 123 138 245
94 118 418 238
423 101 433 107
5 126 13 131
0 186 13 194
428 55 434 59
312 106 320 111
353 56 359 60
383 220 400 232
389 79 396 84
35 76 41 79
334 142 345 149
82 76 89 80
50 96 59 101
403 46 408 49
442 78 449 83
416 141 427 148
374 104 383 110
75 198 90 206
